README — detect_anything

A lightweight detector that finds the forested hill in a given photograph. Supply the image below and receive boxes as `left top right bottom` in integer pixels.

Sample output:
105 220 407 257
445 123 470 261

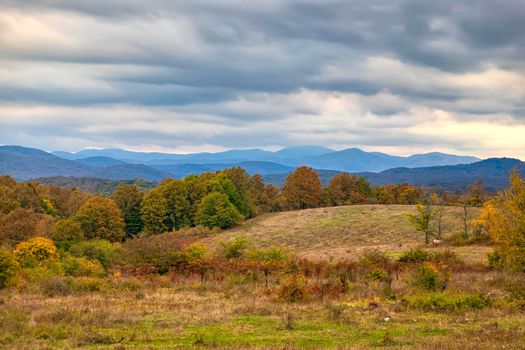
263 158 525 192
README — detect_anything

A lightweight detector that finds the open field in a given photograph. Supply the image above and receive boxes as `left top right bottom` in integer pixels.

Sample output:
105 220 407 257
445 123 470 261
1 271 524 349
2 204 523 350
204 205 487 262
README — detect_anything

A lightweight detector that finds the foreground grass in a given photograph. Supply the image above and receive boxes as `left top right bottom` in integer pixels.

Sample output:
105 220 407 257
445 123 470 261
1 272 524 349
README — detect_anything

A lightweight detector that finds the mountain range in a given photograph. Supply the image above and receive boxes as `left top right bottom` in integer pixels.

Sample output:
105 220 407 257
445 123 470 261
2 145 522 192
51 146 479 172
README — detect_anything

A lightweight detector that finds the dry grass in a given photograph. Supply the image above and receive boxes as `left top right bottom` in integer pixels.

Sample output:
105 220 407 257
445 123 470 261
0 274 524 349
2 204 517 350
203 204 485 262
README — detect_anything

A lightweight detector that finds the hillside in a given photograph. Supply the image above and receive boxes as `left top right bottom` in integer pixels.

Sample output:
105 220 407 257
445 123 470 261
33 176 156 195
361 158 525 192
203 204 486 262
264 158 525 191
0 146 172 181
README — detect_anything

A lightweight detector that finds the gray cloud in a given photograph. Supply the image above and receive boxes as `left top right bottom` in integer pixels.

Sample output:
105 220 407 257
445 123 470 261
0 0 524 157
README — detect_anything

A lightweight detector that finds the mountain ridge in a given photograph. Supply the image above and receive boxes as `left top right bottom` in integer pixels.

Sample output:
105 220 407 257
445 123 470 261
51 145 480 171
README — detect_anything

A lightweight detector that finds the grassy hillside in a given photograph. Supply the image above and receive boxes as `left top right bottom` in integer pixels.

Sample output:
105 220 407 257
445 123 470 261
204 204 486 261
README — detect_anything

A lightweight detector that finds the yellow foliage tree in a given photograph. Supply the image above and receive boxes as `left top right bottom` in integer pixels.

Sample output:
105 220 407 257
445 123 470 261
478 171 525 271
13 237 59 267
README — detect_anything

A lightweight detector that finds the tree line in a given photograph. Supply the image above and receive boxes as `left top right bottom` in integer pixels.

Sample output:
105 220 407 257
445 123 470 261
1 165 476 246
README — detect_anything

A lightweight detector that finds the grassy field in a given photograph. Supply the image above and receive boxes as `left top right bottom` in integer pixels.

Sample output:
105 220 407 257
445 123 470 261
204 204 486 262
2 204 523 350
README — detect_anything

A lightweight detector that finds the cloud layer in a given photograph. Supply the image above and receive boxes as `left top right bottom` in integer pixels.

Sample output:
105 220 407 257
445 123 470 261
0 0 524 157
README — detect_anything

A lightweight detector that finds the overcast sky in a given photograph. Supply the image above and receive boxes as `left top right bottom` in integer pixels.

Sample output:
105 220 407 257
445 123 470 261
1 0 524 158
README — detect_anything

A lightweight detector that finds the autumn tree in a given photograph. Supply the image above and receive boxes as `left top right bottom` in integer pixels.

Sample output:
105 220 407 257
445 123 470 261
0 208 41 245
160 180 193 230
0 185 20 215
112 185 144 237
50 218 84 246
477 171 525 271
141 189 169 235
283 166 322 210
251 174 280 212
328 173 372 205
195 192 242 229
74 196 125 242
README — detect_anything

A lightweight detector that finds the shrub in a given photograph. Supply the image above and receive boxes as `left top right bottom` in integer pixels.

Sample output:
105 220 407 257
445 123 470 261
430 249 462 268
122 233 204 274
39 275 72 297
404 291 490 312
195 192 242 229
20 263 64 283
68 240 119 271
365 268 392 287
13 237 59 267
488 251 504 270
62 254 106 277
50 219 84 248
360 249 390 266
410 263 448 291
221 237 250 259
278 275 309 303
398 248 430 264
0 249 18 288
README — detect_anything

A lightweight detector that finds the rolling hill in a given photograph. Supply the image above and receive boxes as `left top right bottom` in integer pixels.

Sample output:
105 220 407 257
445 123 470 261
201 204 485 262
0 146 171 181
33 176 156 195
361 157 525 192
263 158 525 191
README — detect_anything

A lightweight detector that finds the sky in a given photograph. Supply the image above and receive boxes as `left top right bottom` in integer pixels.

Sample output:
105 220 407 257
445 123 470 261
0 0 524 158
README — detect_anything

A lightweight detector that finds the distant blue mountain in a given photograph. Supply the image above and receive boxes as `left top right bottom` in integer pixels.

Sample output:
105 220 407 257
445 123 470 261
52 146 480 171
273 146 334 159
152 161 294 178
75 156 127 167
0 146 170 181
0 146 520 192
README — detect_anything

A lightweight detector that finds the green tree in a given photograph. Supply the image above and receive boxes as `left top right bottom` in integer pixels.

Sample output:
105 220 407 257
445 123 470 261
408 199 435 244
74 196 125 242
222 167 258 217
0 249 18 288
195 192 242 229
141 189 169 235
112 185 144 237
283 166 322 210
160 180 193 230
50 218 84 247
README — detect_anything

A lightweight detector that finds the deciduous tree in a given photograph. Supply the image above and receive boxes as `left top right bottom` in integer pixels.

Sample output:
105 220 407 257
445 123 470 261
74 196 125 242
283 166 322 210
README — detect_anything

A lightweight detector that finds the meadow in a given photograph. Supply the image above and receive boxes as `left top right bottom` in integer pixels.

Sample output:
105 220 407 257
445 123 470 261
2 204 524 350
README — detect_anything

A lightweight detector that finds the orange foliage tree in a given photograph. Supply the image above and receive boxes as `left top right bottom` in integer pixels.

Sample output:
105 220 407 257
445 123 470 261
283 166 322 210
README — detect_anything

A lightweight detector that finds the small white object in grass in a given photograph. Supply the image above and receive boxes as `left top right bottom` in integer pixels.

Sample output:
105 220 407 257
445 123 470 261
384 317 390 322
